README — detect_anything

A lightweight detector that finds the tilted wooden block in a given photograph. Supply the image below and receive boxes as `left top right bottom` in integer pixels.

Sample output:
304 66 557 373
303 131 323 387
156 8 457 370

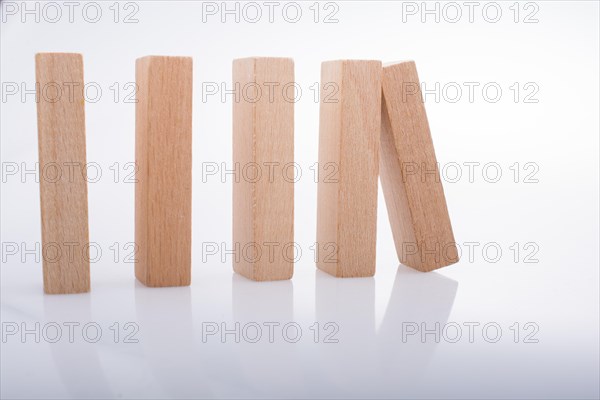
380 61 459 272
36 53 90 294
316 60 382 278
135 56 193 287
232 57 294 281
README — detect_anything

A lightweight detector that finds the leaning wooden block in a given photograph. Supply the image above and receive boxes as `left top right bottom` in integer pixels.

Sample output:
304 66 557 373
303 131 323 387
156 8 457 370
316 60 382 278
36 53 90 294
380 61 459 272
232 57 294 281
135 56 193 287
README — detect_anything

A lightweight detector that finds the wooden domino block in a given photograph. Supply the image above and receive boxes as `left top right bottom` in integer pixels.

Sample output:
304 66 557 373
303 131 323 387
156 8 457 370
380 61 459 272
232 57 294 281
135 56 193 287
316 60 382 278
36 53 90 294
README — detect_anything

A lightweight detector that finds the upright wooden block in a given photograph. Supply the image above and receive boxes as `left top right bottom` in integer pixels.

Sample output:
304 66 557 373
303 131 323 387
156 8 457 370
135 56 193 287
36 53 90 294
232 57 294 281
380 61 459 272
316 60 382 278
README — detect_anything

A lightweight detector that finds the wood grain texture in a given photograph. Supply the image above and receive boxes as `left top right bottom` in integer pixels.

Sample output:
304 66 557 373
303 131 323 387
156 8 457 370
232 57 294 281
135 56 193 287
316 60 382 278
36 53 90 294
380 61 459 272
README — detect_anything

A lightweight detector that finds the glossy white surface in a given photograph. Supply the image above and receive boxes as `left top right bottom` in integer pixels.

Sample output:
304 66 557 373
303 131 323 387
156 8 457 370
1 1 599 398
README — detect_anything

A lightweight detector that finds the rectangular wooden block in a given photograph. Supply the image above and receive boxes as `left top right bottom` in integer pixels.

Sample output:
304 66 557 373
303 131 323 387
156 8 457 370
380 61 459 272
232 57 294 281
36 53 90 294
135 56 193 287
316 60 382 278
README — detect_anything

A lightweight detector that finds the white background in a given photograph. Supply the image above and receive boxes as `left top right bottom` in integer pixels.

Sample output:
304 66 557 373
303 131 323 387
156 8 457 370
1 1 599 399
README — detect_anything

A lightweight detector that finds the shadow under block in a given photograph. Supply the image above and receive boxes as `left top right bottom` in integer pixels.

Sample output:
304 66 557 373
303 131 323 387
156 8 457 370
135 56 193 287
316 60 382 278
232 57 294 281
35 53 90 294
380 61 459 272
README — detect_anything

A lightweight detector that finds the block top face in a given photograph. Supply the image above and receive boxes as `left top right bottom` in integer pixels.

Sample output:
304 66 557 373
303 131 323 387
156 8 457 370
383 60 416 68
322 59 381 64
321 59 382 68
36 52 82 59
135 56 193 85
233 56 293 63
35 53 83 69
321 60 382 85
232 57 294 71
136 55 193 65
